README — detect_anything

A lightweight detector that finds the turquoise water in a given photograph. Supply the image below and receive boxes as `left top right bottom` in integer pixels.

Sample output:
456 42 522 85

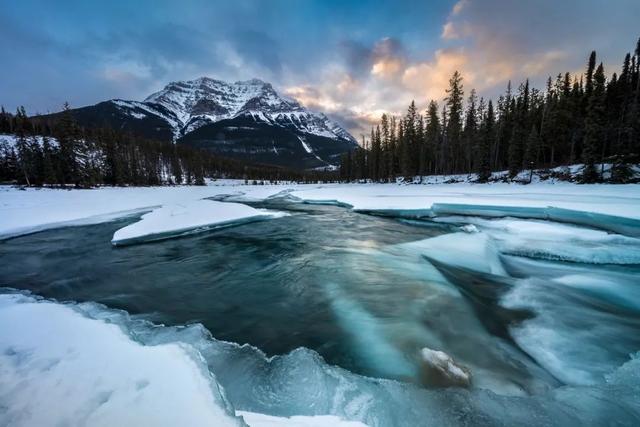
2 199 640 425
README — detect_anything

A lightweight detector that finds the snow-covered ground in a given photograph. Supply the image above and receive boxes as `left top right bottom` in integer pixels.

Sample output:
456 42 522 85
2 180 640 241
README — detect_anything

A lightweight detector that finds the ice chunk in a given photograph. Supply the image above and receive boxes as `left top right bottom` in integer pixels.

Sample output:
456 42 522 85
431 203 640 237
238 411 369 427
402 232 506 275
501 278 640 385
111 199 285 245
434 216 640 265
0 292 244 427
460 224 479 233
420 347 471 388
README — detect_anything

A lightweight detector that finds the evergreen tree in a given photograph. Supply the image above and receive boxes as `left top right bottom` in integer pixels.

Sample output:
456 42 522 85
582 63 607 183
478 100 494 182
445 71 464 174
463 89 478 172
380 114 390 181
424 101 440 176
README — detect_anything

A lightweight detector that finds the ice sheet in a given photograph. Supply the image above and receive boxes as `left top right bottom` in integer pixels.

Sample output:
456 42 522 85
2 181 640 239
111 199 284 245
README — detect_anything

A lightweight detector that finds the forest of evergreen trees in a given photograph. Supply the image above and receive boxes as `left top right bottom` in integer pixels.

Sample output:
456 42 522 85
0 104 334 187
340 38 640 184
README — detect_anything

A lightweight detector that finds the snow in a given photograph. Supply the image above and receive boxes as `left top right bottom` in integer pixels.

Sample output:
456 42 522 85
297 135 330 165
0 292 244 427
141 77 355 143
111 199 285 246
0 292 370 427
238 412 368 427
130 111 147 119
0 133 59 149
298 135 313 153
0 183 282 239
2 181 640 241
433 216 640 264
2 290 639 426
284 182 640 236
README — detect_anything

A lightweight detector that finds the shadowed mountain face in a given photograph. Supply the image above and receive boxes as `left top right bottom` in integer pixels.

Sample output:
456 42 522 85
38 77 357 169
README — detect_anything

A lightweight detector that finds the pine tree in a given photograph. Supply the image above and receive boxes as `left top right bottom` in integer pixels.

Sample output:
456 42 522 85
478 100 494 182
424 101 440 176
380 114 390 181
41 136 57 185
508 80 529 177
445 71 464 174
463 89 478 173
582 63 606 183
523 126 541 174
585 51 597 97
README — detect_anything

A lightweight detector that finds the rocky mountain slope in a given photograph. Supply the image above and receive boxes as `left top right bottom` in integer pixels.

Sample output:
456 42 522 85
40 78 357 169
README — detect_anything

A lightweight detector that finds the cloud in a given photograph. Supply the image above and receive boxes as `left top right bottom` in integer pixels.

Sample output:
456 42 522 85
452 0 469 15
441 22 458 40
402 49 472 101
2 0 639 139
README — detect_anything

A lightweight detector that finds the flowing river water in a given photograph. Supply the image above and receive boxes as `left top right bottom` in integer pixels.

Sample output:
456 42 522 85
1 198 639 425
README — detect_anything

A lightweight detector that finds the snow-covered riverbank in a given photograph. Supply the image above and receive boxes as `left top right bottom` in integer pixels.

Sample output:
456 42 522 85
2 181 640 426
2 181 640 240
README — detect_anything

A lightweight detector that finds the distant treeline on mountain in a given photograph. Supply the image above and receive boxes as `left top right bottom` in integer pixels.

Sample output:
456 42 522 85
0 105 334 187
341 38 640 183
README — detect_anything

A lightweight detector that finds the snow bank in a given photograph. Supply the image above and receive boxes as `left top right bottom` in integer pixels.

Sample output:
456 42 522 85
111 199 285 246
0 292 244 427
286 183 640 236
0 183 286 239
2 181 640 240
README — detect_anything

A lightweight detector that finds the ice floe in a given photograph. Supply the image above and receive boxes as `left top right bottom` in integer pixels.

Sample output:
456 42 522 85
111 199 285 246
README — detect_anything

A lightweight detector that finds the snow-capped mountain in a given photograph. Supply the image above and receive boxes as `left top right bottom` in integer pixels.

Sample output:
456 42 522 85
43 77 357 169
139 77 356 143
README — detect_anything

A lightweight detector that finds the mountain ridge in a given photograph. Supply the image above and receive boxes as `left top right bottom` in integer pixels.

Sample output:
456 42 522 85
37 77 357 170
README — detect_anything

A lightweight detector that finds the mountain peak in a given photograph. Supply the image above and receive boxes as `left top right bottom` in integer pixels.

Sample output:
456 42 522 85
140 77 356 144
234 78 268 86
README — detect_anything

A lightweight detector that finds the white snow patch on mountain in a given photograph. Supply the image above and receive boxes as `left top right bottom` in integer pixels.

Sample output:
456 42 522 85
141 77 356 143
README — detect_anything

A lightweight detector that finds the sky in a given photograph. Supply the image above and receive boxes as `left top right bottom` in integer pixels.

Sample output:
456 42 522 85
1 0 639 137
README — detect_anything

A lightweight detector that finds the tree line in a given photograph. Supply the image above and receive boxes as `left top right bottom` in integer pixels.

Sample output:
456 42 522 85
0 104 335 187
340 38 640 183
